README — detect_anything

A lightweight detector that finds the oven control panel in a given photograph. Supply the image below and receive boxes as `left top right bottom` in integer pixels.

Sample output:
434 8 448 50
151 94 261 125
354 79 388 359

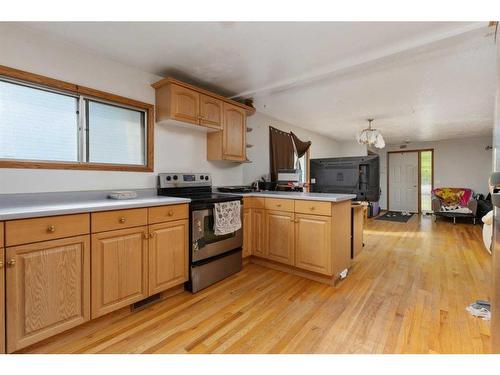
158 173 212 188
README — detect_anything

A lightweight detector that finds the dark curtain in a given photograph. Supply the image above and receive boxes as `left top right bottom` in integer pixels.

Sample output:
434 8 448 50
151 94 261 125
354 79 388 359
291 132 312 157
269 126 294 181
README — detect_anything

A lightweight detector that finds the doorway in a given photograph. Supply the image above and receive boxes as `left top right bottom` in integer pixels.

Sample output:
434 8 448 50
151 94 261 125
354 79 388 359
388 149 434 213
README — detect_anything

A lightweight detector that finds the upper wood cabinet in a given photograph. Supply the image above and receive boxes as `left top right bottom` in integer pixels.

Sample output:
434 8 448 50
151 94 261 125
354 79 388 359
6 235 90 352
168 84 200 125
265 210 295 265
295 214 332 275
148 220 189 295
200 94 223 130
153 77 254 163
222 103 246 161
1 246 5 354
91 226 149 319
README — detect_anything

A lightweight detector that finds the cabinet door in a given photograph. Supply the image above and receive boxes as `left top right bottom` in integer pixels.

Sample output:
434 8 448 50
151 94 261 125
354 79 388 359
200 94 223 130
222 102 246 161
1 247 4 354
6 236 90 353
295 214 332 275
265 210 295 265
170 84 200 124
149 220 188 295
242 208 252 258
252 208 266 257
91 227 148 319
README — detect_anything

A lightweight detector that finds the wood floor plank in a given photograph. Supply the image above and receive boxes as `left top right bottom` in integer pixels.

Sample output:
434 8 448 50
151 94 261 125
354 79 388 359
19 215 492 354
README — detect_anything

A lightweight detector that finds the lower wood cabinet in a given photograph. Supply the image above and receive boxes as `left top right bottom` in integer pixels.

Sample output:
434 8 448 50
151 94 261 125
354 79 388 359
91 226 149 319
1 247 5 354
242 208 252 258
265 210 295 265
6 236 90 353
148 220 188 295
252 208 266 257
295 214 332 275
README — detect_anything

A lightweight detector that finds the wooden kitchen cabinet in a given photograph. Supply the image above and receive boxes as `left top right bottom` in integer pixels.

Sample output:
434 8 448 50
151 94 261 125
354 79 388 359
222 102 246 161
265 210 295 265
148 220 189 295
242 208 252 258
295 214 332 275
6 235 90 352
252 208 266 257
1 246 5 354
167 83 200 125
207 102 247 162
200 93 223 129
91 226 149 318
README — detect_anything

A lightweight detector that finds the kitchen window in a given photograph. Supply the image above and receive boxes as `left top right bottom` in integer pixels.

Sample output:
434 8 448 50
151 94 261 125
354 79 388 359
0 66 154 171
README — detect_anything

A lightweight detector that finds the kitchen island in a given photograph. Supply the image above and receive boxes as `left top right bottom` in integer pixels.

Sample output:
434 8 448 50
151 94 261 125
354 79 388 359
239 191 356 285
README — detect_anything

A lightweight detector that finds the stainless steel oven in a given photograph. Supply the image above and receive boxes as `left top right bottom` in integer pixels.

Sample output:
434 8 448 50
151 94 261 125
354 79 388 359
192 204 243 263
157 172 243 293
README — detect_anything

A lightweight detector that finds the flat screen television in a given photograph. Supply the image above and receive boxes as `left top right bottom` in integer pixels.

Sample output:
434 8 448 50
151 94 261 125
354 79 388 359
310 155 380 201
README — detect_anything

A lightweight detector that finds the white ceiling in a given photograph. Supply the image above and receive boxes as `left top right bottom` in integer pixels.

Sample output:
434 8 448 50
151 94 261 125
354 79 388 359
20 21 496 144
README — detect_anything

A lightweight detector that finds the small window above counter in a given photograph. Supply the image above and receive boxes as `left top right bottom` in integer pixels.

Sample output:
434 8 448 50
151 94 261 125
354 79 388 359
152 77 255 163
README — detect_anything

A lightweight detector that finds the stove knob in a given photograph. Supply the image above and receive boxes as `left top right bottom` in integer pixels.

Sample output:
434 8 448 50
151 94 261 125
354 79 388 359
205 176 209 180
173 175 178 181
166 176 171 181
199 175 204 180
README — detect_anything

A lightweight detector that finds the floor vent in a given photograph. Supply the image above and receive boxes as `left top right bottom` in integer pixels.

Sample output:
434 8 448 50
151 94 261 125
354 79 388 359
132 293 162 311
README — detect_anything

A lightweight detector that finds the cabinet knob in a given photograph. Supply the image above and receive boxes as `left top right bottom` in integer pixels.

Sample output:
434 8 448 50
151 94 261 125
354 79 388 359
47 225 56 232
143 233 149 239
0 261 3 268
295 219 299 223
7 259 16 266
119 217 126 223
150 233 155 238
167 211 173 217
310 206 315 210
277 204 282 207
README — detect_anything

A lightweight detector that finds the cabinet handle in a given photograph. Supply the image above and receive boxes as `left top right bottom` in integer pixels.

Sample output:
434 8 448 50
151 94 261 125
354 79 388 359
150 233 155 238
143 233 149 239
310 206 315 210
295 219 299 223
0 260 3 268
7 259 16 266
119 217 126 223
47 225 56 232
167 211 174 217
276 204 282 207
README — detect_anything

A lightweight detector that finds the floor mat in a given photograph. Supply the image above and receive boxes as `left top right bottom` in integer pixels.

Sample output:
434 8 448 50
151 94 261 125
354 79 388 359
375 211 414 223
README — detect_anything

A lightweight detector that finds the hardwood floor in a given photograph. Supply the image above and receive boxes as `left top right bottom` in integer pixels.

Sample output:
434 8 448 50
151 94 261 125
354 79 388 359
20 215 491 354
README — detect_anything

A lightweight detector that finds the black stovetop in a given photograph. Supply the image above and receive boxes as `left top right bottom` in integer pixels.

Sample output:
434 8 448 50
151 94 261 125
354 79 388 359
157 186 241 204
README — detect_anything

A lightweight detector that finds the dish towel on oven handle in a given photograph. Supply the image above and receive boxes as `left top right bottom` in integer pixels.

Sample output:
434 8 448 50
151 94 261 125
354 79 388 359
213 200 242 236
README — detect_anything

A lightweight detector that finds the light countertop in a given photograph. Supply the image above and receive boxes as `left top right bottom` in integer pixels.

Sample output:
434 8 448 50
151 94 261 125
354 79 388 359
224 191 357 202
0 191 190 221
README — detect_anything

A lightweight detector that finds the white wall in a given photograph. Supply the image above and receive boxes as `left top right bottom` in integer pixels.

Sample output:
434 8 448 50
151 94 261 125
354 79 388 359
374 136 493 209
0 23 243 194
338 141 368 157
243 112 342 184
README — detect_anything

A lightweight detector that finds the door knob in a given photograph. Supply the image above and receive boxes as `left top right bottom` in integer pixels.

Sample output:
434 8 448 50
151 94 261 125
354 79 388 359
7 259 16 266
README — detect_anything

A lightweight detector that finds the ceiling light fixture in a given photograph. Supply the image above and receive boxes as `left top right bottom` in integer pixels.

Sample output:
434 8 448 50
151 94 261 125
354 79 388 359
356 118 385 149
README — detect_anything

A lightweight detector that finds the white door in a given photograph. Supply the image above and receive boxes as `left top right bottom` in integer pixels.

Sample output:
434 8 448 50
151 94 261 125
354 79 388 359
389 152 419 213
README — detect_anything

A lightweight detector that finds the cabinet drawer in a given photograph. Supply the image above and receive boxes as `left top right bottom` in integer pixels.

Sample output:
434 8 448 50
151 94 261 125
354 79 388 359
265 198 294 212
295 200 331 216
244 197 265 209
91 208 148 233
5 214 90 247
148 204 189 224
